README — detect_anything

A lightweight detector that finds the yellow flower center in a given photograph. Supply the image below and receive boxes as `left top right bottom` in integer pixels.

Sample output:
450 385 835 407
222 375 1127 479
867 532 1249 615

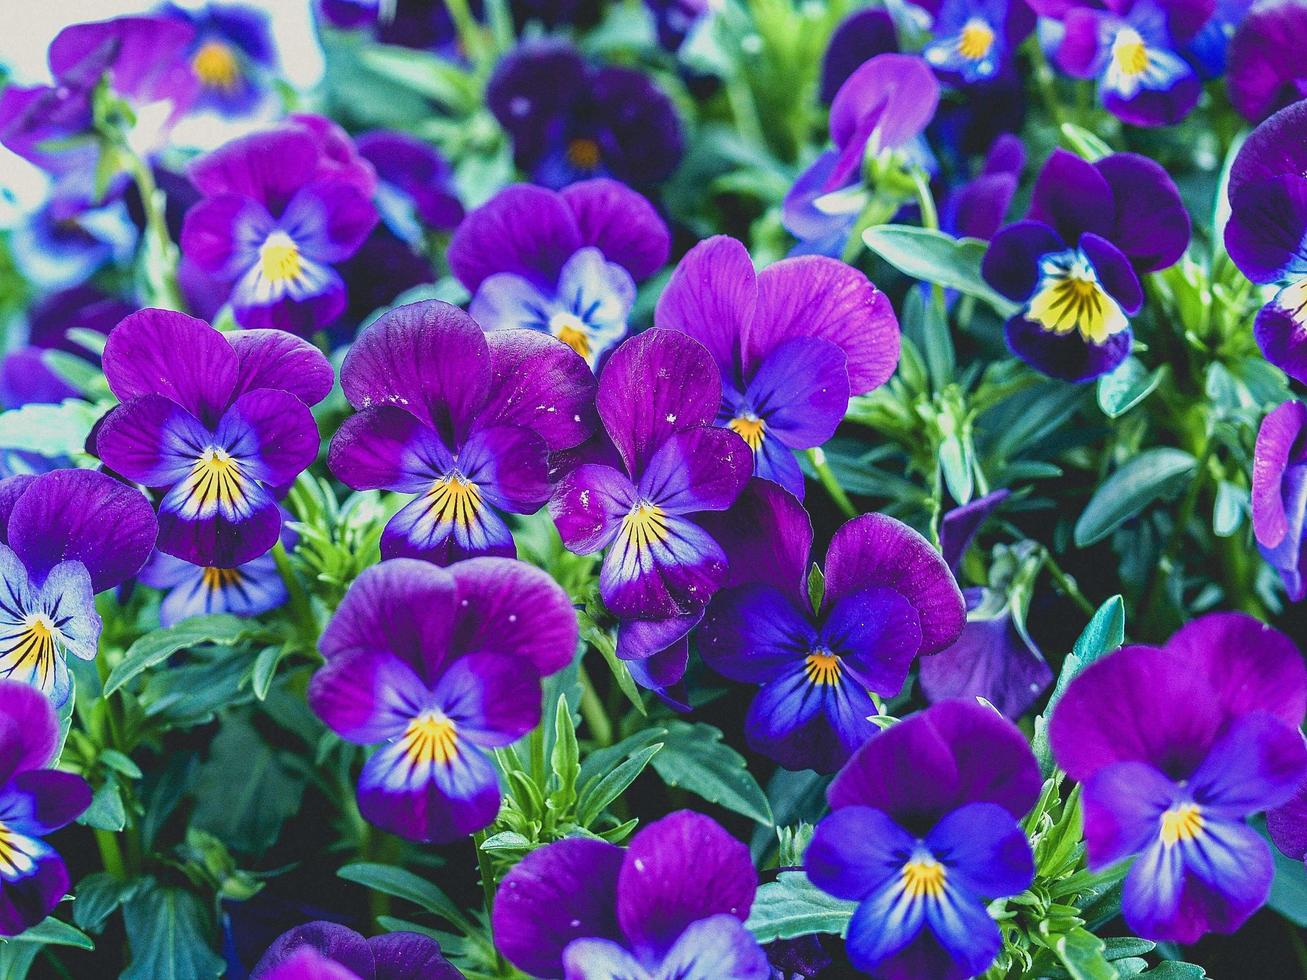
179 447 251 518
803 651 842 686
958 19 995 61
0 614 59 695
566 137 602 171
192 40 242 91
1027 251 1128 345
1159 803 1204 846
623 503 670 551
549 311 592 361
259 232 303 285
424 474 483 529
901 857 947 900
1112 29 1149 77
728 414 766 452
400 712 459 767
200 567 243 591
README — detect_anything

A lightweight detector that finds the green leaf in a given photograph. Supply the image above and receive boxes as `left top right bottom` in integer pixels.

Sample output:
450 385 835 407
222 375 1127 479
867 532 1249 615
1052 927 1118 980
1097 357 1163 418
806 563 825 615
104 615 255 695
1212 481 1246 538
250 644 290 700
0 400 101 455
861 225 1020 316
549 694 580 810
649 722 773 825
99 749 143 779
73 873 143 932
1074 449 1198 547
1060 122 1113 160
80 779 126 831
192 721 307 853
338 863 472 931
1102 938 1156 960
121 881 224 980
1140 964 1209 979
745 871 855 942
577 744 663 826
9 917 94 949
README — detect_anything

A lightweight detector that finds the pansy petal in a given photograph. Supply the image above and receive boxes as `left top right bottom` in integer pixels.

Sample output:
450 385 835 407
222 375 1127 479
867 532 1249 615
615 613 698 663
433 652 543 747
600 513 728 620
1028 149 1114 243
550 464 638 554
366 931 462 980
278 181 378 263
926 801 1035 898
1005 314 1132 382
307 650 429 743
830 54 939 153
561 939 645 980
744 338 849 449
654 236 758 376
5 771 91 835
617 810 757 957
251 921 374 979
654 914 770 980
1190 711 1307 813
821 586 923 695
1229 101 1307 199
156 487 281 568
1252 400 1307 549
458 425 552 513
1104 74 1201 129
1254 298 1307 386
0 478 34 543
596 329 721 475
231 261 347 336
923 882 1004 979
638 427 751 515
217 388 320 486
0 850 69 938
807 805 915 902
745 660 880 773
381 490 514 566
448 184 583 292
1080 234 1143 314
189 127 321 202
328 406 453 493
624 635 691 703
1082 760 1178 869
493 838 625 978
752 433 807 497
96 396 210 486
482 329 597 451
696 480 812 597
1268 782 1307 862
357 737 500 843
155 554 287 626
448 557 579 675
699 584 816 683
102 309 238 423
982 221 1064 301
939 489 1010 572
227 329 335 407
919 608 1053 719
179 194 275 279
0 681 59 782
843 875 927 976
1095 153 1191 273
560 179 670 281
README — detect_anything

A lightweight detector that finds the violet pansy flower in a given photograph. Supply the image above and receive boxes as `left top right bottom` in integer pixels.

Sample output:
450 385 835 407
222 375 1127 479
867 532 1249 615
698 481 965 772
917 0 1036 84
166 2 279 120
252 920 463 979
327 301 595 565
940 134 1025 242
180 122 379 334
0 680 93 936
549 329 752 664
806 700 1041 979
138 549 287 628
449 180 669 368
1251 400 1307 601
1227 1 1307 123
982 148 1189 381
96 310 332 568
1224 100 1307 384
493 810 768 980
1049 613 1307 942
10 195 137 291
656 236 900 497
0 470 156 707
308 557 577 842
784 54 940 256
820 8 900 103
487 41 683 190
357 131 464 244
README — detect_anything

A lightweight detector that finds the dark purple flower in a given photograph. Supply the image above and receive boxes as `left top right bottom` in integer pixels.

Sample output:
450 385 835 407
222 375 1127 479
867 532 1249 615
1267 781 1307 871
0 680 92 935
1052 0 1209 126
1251 400 1307 601
486 41 683 190
164 2 278 119
806 700 1040 979
1226 0 1306 122
982 148 1189 381
655 236 900 498
317 0 475 51
96 310 332 567
939 134 1025 241
328 301 595 564
137 550 286 627
548 329 752 665
1224 100 1307 383
1186 0 1252 77
11 194 137 289
252 920 463 979
1049 613 1307 942
784 54 940 255
181 121 379 334
820 8 900 103
449 180 669 368
0 470 157 706
357 131 464 242
644 0 715 51
918 0 1036 84
308 557 576 842
493 810 768 979
698 481 965 772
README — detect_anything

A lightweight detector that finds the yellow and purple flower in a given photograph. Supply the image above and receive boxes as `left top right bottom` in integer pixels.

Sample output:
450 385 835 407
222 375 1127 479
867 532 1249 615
1251 400 1307 601
449 180 669 369
137 548 287 628
918 0 1036 84
806 700 1040 979
698 482 965 772
251 920 463 979
308 557 577 842
180 119 379 334
0 680 92 936
0 470 156 706
982 148 1189 381
493 810 768 979
1049 613 1307 942
1224 100 1307 384
656 236 900 497
357 131 464 244
328 301 595 565
164 2 279 121
96 310 332 568
549 328 752 666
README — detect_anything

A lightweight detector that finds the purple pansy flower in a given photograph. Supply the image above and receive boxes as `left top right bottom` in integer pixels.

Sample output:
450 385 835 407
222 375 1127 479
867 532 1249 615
357 132 463 244
308 557 577 842
820 8 900 103
10 194 137 290
180 121 379 334
655 236 900 497
137 549 286 628
96 310 332 568
698 481 966 772
806 700 1041 979
1224 100 1307 384
327 301 595 565
0 470 157 706
784 54 941 256
548 329 753 665
917 0 1036 84
1268 781 1307 873
982 148 1189 381
449 180 669 368
317 0 473 51
165 2 278 119
1251 400 1307 601
1227 0 1307 122
493 810 768 980
486 41 683 190
1049 613 1307 942
644 0 715 51
0 680 92 936
1051 0 1210 126
940 134 1025 242
251 920 463 979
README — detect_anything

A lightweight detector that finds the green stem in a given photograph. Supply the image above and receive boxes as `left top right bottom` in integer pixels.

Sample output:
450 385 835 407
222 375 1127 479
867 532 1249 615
1040 551 1097 617
125 153 183 311
725 76 767 151
577 660 613 747
95 828 127 880
807 448 858 519
472 831 508 974
445 0 488 73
